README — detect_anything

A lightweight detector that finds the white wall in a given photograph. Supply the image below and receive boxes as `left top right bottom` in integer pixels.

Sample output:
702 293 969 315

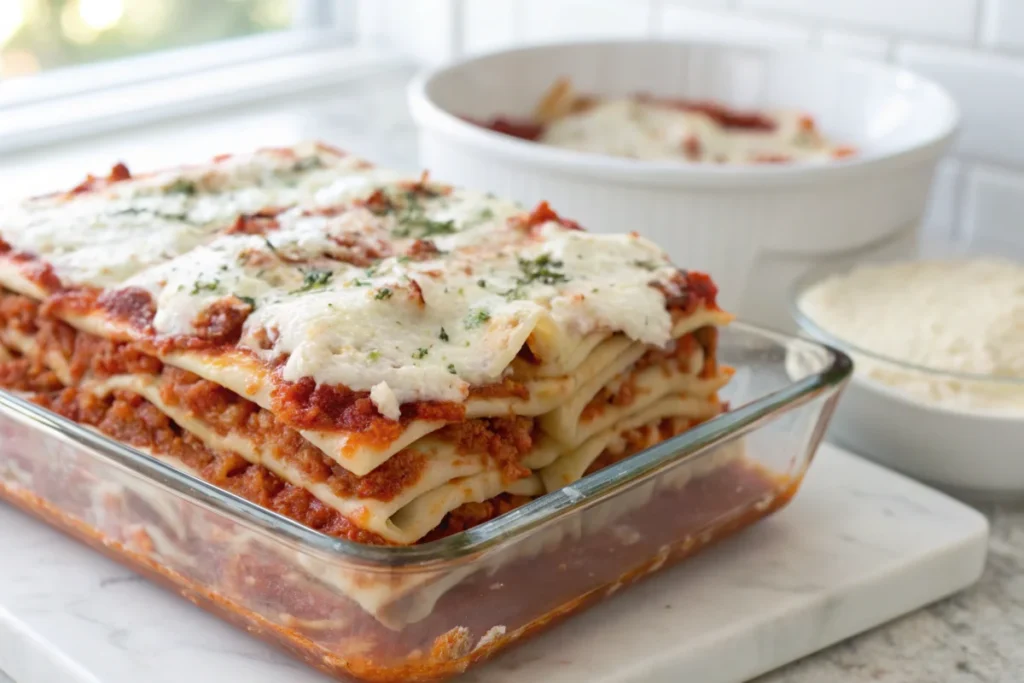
402 0 1024 251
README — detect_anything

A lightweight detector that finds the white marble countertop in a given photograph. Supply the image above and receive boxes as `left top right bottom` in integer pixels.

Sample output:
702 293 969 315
1 67 1022 683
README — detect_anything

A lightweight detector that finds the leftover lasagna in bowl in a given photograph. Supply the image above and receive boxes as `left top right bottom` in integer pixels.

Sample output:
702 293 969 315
476 78 856 164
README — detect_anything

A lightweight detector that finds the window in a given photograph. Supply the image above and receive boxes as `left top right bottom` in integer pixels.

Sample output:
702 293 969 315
0 0 297 79
0 0 408 157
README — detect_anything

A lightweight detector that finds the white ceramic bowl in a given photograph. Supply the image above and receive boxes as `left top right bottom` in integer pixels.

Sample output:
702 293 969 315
791 263 1024 500
408 40 959 331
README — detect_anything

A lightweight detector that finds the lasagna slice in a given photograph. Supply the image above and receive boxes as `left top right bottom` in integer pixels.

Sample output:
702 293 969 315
0 142 734 549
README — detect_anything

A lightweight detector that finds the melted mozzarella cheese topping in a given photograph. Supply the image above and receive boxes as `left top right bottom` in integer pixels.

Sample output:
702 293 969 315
540 99 843 163
1 143 365 287
3 144 689 416
799 260 1024 414
123 184 678 409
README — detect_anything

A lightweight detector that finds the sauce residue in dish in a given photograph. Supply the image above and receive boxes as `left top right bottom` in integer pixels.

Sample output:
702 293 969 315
799 259 1024 415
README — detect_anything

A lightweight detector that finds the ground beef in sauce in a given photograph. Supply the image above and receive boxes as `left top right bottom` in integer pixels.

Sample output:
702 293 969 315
29 388 391 545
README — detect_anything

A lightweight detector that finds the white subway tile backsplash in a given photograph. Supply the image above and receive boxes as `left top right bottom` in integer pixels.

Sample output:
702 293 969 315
981 0 1024 51
463 0 521 55
818 30 890 60
661 0 735 8
922 160 961 240
738 0 978 43
658 6 810 46
962 166 1024 253
520 0 652 42
898 44 1024 167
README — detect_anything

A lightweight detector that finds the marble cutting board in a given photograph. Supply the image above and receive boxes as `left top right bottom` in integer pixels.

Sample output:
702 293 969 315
0 444 988 683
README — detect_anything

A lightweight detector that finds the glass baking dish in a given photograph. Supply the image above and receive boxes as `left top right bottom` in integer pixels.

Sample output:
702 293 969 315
0 322 850 682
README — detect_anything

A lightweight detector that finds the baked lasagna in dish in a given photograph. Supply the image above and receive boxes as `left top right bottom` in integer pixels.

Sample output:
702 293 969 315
476 78 856 164
0 141 734 548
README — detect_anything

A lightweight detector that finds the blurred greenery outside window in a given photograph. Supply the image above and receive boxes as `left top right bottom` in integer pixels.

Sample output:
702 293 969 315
0 0 295 79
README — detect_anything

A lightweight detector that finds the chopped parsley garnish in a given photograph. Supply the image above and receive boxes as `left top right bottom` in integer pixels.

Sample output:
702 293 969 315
263 237 280 257
447 363 457 375
516 253 568 286
439 327 449 342
413 347 429 359
350 278 370 287
502 286 526 302
632 259 658 271
500 253 569 301
477 279 487 288
394 215 457 239
292 269 333 293
292 157 324 173
397 255 411 264
368 350 381 361
464 308 491 328
365 264 380 277
190 279 219 295
166 179 197 195
465 207 496 228
238 295 257 309
374 287 393 300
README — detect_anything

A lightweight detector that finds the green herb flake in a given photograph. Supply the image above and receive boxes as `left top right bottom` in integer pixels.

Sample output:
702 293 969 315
292 157 324 173
477 279 487 289
368 350 381 361
190 279 219 295
464 308 491 328
447 363 457 375
632 259 658 271
166 179 197 196
292 269 333 294
516 253 568 287
439 327 450 342
394 216 457 239
375 287 393 300
413 347 429 360
263 237 280 256
238 295 257 309
464 207 496 228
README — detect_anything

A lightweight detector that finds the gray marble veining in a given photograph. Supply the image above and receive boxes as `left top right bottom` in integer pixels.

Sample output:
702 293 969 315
757 503 1024 683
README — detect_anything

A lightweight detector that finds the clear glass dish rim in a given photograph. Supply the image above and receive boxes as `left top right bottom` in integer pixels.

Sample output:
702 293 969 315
0 322 851 570
790 261 1024 387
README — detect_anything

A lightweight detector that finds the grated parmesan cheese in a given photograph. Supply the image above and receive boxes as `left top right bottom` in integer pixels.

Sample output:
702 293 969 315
799 259 1024 415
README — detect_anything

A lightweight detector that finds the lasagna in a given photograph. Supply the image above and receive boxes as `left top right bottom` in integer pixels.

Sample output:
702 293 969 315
476 78 856 164
0 141 733 549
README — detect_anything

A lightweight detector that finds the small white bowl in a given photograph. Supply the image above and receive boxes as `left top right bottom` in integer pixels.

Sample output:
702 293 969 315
791 265 1024 500
408 40 959 331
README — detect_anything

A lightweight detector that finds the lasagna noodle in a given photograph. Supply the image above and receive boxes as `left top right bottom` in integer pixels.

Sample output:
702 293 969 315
65 301 729 477
80 373 536 545
0 294 731 545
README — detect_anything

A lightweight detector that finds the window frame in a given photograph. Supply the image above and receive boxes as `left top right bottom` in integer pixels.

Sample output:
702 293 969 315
0 0 408 155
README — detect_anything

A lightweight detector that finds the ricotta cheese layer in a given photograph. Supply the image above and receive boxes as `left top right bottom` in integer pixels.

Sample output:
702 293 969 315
799 260 1024 414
